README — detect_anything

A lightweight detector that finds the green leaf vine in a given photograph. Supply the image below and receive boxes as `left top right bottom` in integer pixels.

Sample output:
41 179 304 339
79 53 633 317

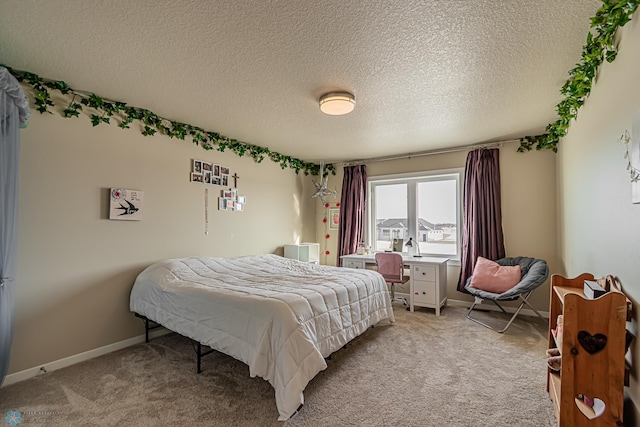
3 66 334 177
519 0 640 152
9 1 635 161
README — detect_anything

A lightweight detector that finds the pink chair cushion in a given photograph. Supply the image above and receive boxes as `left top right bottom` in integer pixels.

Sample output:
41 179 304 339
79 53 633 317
469 257 521 294
375 252 409 283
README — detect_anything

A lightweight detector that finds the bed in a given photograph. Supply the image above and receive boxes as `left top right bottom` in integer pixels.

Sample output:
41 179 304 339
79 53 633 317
129 254 394 420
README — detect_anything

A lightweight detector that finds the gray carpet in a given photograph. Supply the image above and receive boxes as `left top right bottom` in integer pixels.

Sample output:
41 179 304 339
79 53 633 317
0 306 555 426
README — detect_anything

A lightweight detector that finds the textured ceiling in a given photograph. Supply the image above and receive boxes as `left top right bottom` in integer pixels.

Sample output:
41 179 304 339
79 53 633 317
0 0 601 163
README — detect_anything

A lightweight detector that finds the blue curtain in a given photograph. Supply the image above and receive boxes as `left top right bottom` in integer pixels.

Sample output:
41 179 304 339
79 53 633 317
0 67 30 386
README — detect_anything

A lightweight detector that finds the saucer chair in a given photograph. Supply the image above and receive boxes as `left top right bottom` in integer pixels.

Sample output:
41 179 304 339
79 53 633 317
465 256 549 333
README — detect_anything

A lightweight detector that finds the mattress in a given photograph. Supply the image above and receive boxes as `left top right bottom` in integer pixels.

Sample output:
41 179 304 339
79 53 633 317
129 254 394 420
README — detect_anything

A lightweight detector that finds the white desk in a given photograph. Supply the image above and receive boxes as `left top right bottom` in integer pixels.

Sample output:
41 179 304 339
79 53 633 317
340 253 449 315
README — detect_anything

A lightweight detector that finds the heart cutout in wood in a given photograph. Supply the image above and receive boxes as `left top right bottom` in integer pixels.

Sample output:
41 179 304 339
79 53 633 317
577 331 607 354
575 394 606 419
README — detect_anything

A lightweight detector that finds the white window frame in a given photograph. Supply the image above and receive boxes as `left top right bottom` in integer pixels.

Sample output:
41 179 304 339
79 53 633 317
368 168 463 262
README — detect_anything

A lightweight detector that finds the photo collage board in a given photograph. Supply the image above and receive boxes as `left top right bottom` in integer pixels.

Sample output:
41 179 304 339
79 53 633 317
219 189 245 212
191 159 230 186
190 159 246 212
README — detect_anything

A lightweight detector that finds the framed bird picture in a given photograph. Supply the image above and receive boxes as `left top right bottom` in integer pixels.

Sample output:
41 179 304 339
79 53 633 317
109 188 144 220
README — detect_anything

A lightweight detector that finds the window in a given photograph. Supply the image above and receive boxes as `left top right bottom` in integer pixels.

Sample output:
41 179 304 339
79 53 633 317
369 169 462 259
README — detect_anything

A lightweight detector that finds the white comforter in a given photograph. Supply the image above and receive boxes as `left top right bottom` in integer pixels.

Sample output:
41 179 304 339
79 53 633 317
129 254 394 420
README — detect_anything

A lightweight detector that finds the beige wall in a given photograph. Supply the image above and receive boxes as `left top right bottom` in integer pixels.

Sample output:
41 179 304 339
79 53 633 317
318 142 558 312
556 18 640 419
9 111 316 374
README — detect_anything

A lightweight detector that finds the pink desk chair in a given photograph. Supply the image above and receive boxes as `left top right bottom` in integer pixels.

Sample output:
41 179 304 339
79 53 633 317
375 252 410 309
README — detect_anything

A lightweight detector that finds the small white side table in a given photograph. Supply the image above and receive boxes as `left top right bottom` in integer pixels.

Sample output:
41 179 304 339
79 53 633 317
284 243 320 264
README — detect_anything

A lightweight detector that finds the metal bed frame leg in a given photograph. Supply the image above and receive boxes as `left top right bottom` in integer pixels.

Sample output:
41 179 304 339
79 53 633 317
192 340 215 374
135 313 217 374
135 313 162 343
197 342 202 373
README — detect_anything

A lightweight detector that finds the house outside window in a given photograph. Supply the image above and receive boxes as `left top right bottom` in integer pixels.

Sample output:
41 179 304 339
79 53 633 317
368 169 462 259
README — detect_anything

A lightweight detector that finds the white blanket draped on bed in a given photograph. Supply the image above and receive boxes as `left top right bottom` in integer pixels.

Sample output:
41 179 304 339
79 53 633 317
129 254 394 420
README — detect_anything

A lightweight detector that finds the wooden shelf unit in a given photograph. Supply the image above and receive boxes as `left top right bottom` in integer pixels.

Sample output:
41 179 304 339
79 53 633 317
547 273 628 426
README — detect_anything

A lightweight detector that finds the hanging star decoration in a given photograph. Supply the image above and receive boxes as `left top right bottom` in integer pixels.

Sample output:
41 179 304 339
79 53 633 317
311 162 337 205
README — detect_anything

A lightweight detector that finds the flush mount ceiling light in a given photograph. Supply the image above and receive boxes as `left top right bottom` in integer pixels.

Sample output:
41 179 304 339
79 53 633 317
319 91 356 115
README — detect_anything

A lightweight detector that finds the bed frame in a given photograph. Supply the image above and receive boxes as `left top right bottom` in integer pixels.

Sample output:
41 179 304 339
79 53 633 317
135 313 216 373
134 312 355 370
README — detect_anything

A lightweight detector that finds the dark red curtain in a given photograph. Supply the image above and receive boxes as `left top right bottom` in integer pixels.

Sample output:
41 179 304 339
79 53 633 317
336 165 367 266
457 148 505 292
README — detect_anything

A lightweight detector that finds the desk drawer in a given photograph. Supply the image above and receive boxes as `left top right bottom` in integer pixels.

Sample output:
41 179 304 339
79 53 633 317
413 280 436 305
343 260 365 269
413 265 436 281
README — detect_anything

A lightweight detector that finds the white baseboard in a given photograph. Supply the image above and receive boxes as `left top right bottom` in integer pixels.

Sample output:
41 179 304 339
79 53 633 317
447 298 550 319
2 328 170 388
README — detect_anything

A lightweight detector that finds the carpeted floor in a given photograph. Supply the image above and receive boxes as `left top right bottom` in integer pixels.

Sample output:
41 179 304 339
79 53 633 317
0 305 555 426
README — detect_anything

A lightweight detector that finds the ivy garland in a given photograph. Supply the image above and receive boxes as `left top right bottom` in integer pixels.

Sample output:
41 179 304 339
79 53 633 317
6 0 639 159
3 65 335 177
519 0 640 152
